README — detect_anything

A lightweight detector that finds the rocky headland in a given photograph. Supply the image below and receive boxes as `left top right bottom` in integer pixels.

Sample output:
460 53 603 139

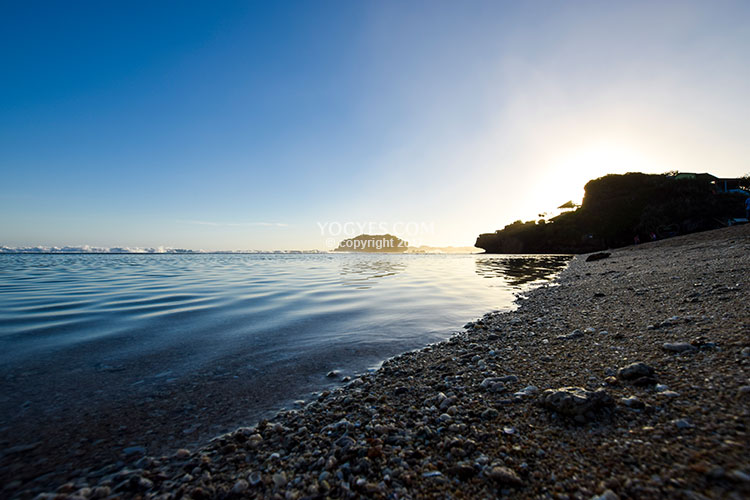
11 224 750 499
476 172 749 254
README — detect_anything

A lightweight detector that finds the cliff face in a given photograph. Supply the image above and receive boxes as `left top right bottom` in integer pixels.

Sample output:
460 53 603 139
476 173 747 254
334 234 408 253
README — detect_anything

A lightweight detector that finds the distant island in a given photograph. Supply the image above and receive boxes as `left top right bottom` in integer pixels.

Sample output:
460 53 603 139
334 234 408 253
476 172 749 254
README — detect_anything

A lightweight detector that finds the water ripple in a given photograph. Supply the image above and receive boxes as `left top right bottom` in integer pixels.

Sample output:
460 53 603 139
0 253 569 419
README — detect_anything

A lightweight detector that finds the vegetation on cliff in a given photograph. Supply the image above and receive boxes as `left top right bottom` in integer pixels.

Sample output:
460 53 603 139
476 172 747 254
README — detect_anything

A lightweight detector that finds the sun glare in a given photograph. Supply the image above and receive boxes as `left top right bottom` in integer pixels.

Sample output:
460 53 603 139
534 143 666 215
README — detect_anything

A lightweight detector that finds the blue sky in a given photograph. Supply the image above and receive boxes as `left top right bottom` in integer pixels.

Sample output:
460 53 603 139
2 1 749 250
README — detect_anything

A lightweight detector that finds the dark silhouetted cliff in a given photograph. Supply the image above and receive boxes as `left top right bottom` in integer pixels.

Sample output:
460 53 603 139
476 173 747 254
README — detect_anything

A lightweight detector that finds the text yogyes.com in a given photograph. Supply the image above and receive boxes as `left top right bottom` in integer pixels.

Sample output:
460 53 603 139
317 221 434 237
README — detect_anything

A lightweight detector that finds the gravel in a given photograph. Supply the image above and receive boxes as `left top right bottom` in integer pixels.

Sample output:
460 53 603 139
8 224 750 499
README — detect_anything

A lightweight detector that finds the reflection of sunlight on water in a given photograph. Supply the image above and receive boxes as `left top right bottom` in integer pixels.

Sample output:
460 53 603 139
338 258 407 289
336 254 570 290
475 255 571 287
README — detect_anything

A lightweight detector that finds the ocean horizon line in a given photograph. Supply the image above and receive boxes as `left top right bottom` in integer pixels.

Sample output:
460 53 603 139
0 245 327 254
0 245 484 255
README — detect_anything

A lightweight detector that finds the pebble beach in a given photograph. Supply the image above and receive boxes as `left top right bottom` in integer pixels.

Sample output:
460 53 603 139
8 224 750 499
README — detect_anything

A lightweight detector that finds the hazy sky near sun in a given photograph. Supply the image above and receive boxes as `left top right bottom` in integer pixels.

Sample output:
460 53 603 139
2 1 749 250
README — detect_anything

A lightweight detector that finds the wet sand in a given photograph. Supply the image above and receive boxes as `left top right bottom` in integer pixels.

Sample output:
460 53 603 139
7 224 750 499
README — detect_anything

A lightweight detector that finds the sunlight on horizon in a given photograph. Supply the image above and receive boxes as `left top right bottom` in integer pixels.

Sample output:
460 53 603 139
534 142 669 213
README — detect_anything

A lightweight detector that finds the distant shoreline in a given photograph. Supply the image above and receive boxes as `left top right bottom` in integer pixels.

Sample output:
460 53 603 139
0 252 326 255
0 251 482 255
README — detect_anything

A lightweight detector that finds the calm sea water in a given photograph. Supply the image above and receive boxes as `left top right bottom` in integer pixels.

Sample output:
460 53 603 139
0 253 568 453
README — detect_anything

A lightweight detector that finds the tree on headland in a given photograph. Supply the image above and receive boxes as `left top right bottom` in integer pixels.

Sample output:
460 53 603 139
557 200 579 210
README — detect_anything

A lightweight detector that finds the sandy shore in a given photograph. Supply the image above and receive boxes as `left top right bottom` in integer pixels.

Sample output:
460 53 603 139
8 224 750 499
